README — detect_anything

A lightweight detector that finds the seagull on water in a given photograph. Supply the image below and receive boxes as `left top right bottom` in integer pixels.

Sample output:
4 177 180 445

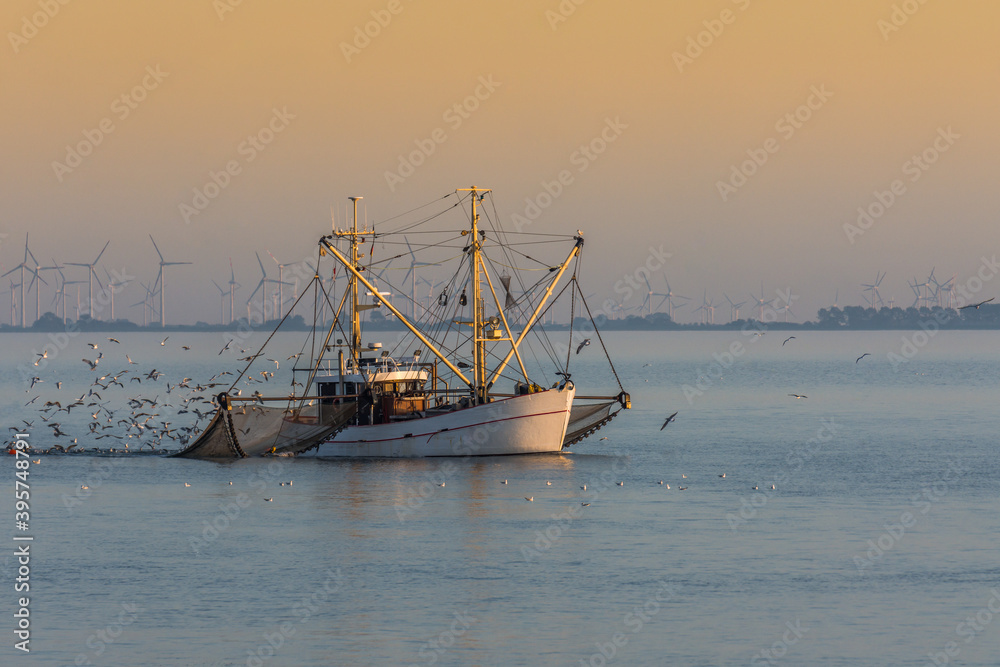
501 479 508 484
525 496 533 502
660 411 678 430
616 481 624 486
581 502 590 506
718 473 726 478
546 481 552 486
184 483 191 487
264 497 273 502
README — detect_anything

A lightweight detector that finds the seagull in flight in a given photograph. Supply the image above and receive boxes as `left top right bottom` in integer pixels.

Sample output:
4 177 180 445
107 337 120 344
959 297 994 310
576 338 591 354
782 336 796 346
788 393 808 399
660 411 678 430
855 353 871 364
160 336 169 346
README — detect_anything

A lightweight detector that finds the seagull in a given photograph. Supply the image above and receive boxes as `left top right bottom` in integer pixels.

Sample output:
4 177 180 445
160 336 169 346
788 393 808 399
525 497 533 502
184 483 191 487
181 345 191 351
81 485 89 490
501 479 508 484
228 481 233 485
87 342 99 349
782 336 796 346
581 502 591 506
264 497 273 502
681 474 687 479
678 486 688 491
546 481 552 486
219 339 233 355
82 358 98 370
576 339 591 354
126 354 137 365
437 482 445 487
660 411 678 430
752 485 758 490
855 353 871 364
658 480 663 485
580 484 587 490
107 337 120 344
25 396 39 406
770 484 776 490
665 484 670 489
959 297 994 310
718 473 726 478
31 459 40 464
616 481 624 486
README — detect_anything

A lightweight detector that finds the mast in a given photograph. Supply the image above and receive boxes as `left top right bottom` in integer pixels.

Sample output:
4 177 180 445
459 186 490 404
349 196 362 359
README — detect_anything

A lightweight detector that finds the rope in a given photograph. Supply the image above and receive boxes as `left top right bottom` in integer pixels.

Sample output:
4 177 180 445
575 280 625 394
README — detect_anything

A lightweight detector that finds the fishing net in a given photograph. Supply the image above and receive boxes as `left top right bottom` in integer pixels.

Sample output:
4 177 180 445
173 395 356 459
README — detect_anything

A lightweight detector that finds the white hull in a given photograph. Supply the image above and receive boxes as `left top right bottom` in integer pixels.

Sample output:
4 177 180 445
301 385 575 457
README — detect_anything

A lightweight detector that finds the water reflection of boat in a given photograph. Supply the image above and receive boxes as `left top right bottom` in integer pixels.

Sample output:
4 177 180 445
178 187 628 460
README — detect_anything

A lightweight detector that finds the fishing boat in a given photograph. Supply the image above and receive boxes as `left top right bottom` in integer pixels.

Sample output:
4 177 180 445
177 187 628 459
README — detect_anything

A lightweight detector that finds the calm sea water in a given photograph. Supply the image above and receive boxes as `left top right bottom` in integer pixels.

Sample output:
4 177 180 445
1 329 999 666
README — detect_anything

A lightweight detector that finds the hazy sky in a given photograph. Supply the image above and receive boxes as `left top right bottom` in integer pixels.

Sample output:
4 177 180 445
2 1 998 324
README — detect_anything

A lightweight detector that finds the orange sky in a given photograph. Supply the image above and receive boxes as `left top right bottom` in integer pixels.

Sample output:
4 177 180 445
2 0 998 323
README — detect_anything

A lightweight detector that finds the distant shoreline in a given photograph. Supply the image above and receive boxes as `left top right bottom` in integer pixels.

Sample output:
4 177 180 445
3 305 1000 333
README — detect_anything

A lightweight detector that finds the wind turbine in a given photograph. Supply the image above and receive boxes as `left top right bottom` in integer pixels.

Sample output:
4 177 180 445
401 238 435 319
694 291 716 324
723 293 746 323
780 301 795 323
102 268 128 321
749 282 771 321
247 252 291 323
6 279 19 326
226 258 240 323
1 234 45 327
652 276 689 320
267 251 300 318
149 235 192 327
861 272 885 309
66 240 110 320
25 254 50 325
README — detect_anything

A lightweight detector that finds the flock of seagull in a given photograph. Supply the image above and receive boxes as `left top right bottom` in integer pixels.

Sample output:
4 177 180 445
13 335 285 454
